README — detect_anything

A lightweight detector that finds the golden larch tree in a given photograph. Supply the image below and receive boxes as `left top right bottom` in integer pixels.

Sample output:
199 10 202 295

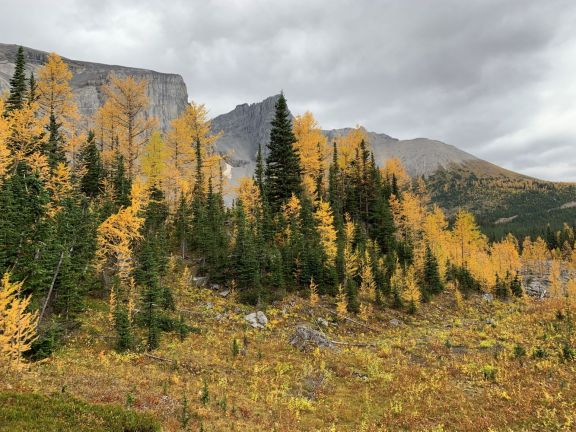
0 99 11 177
314 200 337 265
101 74 157 178
451 210 486 269
165 102 222 203
37 52 80 133
141 130 169 188
334 126 368 170
293 112 329 197
235 176 261 224
0 273 39 371
490 234 521 279
381 157 410 190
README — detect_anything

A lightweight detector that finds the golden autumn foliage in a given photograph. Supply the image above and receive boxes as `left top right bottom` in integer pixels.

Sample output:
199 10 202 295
99 74 157 177
235 176 261 224
141 130 169 187
165 102 222 202
0 99 11 177
0 273 38 371
334 126 368 170
37 52 79 130
490 234 521 279
342 215 359 283
381 157 410 190
4 103 45 168
308 277 319 306
292 112 329 197
451 209 486 269
96 183 146 283
400 265 421 311
314 200 337 264
335 284 348 315
359 251 376 302
422 205 450 278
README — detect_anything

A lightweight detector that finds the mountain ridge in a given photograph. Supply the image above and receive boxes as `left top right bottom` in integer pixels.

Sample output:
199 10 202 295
0 43 189 130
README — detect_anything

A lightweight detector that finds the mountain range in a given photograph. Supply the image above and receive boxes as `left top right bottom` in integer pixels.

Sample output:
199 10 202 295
1 43 574 237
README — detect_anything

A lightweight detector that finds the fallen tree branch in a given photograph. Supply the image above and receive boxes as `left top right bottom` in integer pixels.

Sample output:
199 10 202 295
330 340 377 348
317 305 381 333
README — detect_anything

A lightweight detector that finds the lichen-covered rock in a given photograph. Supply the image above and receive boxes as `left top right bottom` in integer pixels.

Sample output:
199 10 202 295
244 311 268 329
289 325 336 351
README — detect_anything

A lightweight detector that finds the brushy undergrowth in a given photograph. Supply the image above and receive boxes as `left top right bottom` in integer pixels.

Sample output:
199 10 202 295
2 286 576 431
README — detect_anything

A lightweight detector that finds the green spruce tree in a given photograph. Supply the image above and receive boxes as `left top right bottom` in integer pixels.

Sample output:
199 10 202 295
265 93 302 211
4 46 27 114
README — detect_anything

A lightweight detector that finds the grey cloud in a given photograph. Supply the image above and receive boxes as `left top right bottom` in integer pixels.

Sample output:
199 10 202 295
1 0 575 181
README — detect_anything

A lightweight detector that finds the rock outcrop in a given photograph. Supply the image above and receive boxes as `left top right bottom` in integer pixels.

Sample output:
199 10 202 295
211 94 482 188
0 43 188 130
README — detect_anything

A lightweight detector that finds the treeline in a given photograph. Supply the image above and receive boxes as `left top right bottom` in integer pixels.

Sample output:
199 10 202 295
1 48 576 368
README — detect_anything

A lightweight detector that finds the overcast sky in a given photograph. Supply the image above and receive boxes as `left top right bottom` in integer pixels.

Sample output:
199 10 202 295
1 0 575 181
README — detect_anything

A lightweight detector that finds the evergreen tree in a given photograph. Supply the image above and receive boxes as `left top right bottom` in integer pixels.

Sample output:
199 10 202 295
0 163 50 294
4 47 27 114
511 273 523 297
27 72 38 107
203 179 229 282
255 143 265 196
421 245 444 301
265 93 302 211
173 193 190 259
44 114 66 169
231 201 259 295
79 131 104 198
114 299 133 352
112 154 131 208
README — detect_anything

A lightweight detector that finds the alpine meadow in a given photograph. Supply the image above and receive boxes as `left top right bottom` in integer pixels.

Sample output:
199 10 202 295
1 2 576 431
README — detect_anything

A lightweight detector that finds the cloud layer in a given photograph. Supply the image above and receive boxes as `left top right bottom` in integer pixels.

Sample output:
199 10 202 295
1 0 575 180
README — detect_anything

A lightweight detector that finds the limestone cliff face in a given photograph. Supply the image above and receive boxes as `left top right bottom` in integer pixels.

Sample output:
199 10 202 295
0 43 188 130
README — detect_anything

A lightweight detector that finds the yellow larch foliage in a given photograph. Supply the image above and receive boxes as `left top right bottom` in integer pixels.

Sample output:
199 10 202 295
309 277 319 306
522 236 549 278
314 200 337 265
381 157 410 190
451 210 486 269
165 102 222 203
401 265 421 312
334 126 368 170
343 215 359 283
292 112 329 197
141 130 169 188
422 205 450 278
359 251 376 302
5 103 45 168
0 273 39 371
548 260 563 299
96 184 145 284
490 234 521 279
359 302 373 322
335 284 348 315
391 191 425 244
235 176 261 224
101 74 157 177
283 193 302 221
0 99 11 177
37 52 80 132
45 162 73 216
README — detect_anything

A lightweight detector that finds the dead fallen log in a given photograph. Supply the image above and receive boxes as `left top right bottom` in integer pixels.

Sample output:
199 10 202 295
316 305 381 333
